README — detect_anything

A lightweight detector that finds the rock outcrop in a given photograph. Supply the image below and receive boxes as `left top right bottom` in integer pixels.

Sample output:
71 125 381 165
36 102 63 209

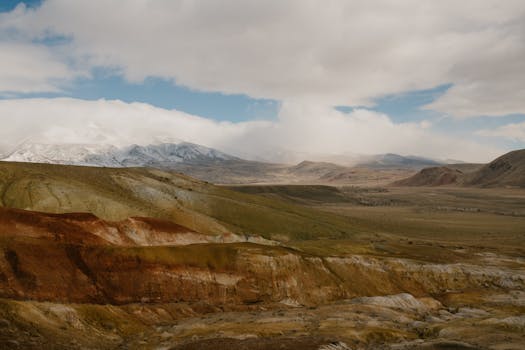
0 207 522 306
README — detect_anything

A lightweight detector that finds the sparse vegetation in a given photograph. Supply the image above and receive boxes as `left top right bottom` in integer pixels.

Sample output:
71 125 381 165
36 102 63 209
0 161 524 349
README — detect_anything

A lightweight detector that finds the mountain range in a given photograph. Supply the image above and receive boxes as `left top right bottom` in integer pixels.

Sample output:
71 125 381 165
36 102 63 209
2 141 237 167
0 141 442 184
4 141 523 188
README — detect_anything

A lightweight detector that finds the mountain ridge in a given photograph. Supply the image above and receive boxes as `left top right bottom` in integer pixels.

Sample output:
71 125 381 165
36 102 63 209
1 141 446 184
2 141 238 167
356 153 442 169
393 149 525 188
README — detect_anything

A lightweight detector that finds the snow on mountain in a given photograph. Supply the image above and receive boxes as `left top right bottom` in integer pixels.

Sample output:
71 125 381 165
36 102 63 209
2 143 119 166
1 141 238 167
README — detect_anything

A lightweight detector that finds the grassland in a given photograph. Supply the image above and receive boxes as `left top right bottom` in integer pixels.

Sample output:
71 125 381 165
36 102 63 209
228 184 525 260
0 162 364 242
1 160 523 258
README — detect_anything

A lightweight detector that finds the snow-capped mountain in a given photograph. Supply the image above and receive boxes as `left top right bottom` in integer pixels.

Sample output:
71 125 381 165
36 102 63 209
114 143 237 166
1 141 238 167
1 143 119 166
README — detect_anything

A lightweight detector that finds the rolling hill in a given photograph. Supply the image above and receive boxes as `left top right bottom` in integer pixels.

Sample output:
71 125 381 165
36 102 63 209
392 166 464 186
0 161 357 241
392 149 525 188
463 149 525 187
356 153 442 169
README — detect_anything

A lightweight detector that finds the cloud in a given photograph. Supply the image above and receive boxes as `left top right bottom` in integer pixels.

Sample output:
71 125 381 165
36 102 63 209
0 41 81 94
0 98 504 163
477 122 525 142
422 19 525 118
0 97 245 148
1 1 525 117
0 2 521 161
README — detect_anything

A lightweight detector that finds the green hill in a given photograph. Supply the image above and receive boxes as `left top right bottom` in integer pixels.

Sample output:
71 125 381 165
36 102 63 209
0 162 358 241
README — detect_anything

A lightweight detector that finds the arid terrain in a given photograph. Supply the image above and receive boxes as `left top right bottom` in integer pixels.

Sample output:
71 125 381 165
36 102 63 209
2 1 524 349
0 150 523 349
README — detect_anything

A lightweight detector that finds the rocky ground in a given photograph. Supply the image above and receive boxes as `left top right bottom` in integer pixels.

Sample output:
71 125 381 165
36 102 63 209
0 287 523 349
0 163 523 349
0 217 523 350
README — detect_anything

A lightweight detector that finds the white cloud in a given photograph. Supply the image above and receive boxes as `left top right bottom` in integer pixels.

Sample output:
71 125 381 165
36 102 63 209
0 2 522 161
0 97 244 149
0 98 504 163
423 20 525 118
1 1 525 117
477 122 525 142
0 41 81 94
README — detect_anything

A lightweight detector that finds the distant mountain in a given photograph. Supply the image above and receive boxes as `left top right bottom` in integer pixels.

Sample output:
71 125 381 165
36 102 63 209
357 153 442 169
287 161 348 177
0 141 447 185
393 149 525 188
0 141 291 184
1 143 118 166
2 141 238 167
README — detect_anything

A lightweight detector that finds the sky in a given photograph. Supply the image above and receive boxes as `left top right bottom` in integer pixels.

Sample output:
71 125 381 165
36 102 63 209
0 0 524 163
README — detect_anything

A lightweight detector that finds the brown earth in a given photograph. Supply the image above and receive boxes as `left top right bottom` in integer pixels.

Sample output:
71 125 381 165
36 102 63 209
0 207 522 308
463 149 525 187
0 162 523 349
392 149 525 188
392 167 463 187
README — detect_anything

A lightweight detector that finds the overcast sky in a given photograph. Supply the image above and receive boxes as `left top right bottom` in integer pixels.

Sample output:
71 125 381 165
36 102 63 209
1 0 524 162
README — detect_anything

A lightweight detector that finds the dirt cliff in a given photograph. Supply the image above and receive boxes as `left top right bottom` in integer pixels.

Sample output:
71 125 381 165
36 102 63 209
0 207 522 307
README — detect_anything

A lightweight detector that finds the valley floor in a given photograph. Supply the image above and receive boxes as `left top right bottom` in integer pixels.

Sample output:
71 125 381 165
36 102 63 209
0 162 523 349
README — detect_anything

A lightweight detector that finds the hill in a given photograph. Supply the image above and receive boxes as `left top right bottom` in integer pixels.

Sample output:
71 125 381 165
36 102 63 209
392 166 464 186
0 161 356 241
357 153 442 169
287 160 348 177
463 149 525 187
393 149 525 188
